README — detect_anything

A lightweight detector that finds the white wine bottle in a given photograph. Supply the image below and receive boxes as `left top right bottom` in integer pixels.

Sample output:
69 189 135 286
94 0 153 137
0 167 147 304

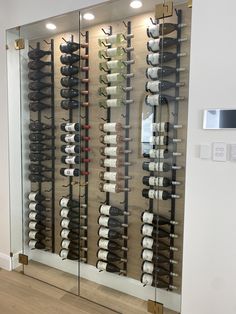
100 146 130 157
98 34 126 46
99 183 128 193
98 86 131 97
99 73 125 84
99 122 123 133
98 47 125 59
147 23 186 38
99 60 126 72
100 134 131 145
99 98 131 108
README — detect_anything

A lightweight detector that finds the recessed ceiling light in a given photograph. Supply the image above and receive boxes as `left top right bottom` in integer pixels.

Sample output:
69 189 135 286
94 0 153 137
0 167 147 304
83 13 95 21
130 0 143 9
46 23 56 30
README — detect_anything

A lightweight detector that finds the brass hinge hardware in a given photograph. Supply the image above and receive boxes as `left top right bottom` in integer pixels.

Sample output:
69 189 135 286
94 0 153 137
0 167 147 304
155 1 173 20
147 300 164 314
188 0 192 8
18 254 28 265
15 38 25 50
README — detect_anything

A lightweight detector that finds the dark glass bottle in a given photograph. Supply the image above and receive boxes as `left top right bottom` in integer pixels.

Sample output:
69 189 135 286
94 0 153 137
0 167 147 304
61 123 80 132
28 122 52 132
61 77 79 88
60 42 80 54
59 197 80 208
61 145 80 154
61 156 80 164
28 191 46 202
60 54 80 65
28 91 51 101
29 102 51 112
29 164 52 173
97 249 126 263
28 174 51 183
29 143 53 151
98 227 128 240
28 60 51 70
99 204 127 216
28 71 52 81
98 216 128 228
28 48 51 60
97 238 128 251
96 260 125 274
28 81 52 91
29 153 53 162
61 65 79 76
29 133 54 142
60 89 79 99
28 240 46 250
145 94 183 106
61 100 79 110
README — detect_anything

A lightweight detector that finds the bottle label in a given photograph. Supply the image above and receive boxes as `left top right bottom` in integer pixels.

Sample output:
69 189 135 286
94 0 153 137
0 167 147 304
148 149 156 158
106 47 118 57
28 192 37 201
148 190 156 199
99 216 109 227
106 86 118 95
103 123 117 133
97 261 107 271
28 240 37 249
155 190 164 200
60 198 69 207
146 95 160 106
99 227 109 238
61 239 70 249
28 231 37 240
148 25 160 38
65 145 76 154
104 147 118 156
156 162 164 172
148 162 156 171
142 212 154 224
156 177 164 187
148 177 156 186
142 224 153 236
60 208 69 218
97 250 109 260
29 221 37 230
61 219 70 228
103 135 118 144
107 60 119 69
98 238 109 250
142 249 153 261
60 249 69 259
107 73 119 82
103 172 117 181
143 261 154 274
28 212 37 220
63 169 75 176
65 123 76 132
104 159 117 168
29 202 37 211
159 122 166 132
142 237 154 249
65 134 75 143
61 229 70 239
102 183 117 193
148 39 160 52
142 274 153 286
147 81 160 93
106 99 121 107
65 156 76 164
100 205 111 215
147 53 160 66
147 67 161 79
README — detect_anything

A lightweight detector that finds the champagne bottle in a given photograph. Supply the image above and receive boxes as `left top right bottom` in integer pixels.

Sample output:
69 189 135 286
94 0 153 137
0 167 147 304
96 261 125 274
28 60 51 70
141 273 176 289
145 94 184 106
61 145 80 154
98 34 126 46
60 89 79 99
146 66 184 80
29 164 52 173
28 211 46 221
97 238 128 252
143 149 181 159
61 65 79 76
141 236 178 252
61 77 79 88
29 153 53 162
28 81 52 91
147 23 185 38
59 249 79 260
141 249 177 264
61 100 79 110
61 239 80 250
61 156 80 164
28 191 46 202
28 240 46 250
61 134 80 143
99 183 127 194
98 86 125 97
149 136 181 146
99 204 128 216
99 99 127 108
99 73 125 84
142 189 179 200
97 249 127 263
29 174 51 182
28 202 47 211
141 224 178 239
29 122 52 132
142 162 181 172
28 221 47 231
141 212 178 225
29 102 51 112
28 230 46 241
61 123 80 132
100 146 126 157
60 229 81 241
146 80 183 93
28 91 51 101
99 123 123 133
28 48 51 60
98 47 125 59
147 52 186 66
98 215 128 228
29 133 54 142
60 168 86 177
99 60 126 72
60 218 81 230
147 38 184 52
60 54 80 65
29 143 53 151
59 197 80 208
28 71 52 81
60 42 81 53
60 208 80 219
142 261 178 277
98 227 128 240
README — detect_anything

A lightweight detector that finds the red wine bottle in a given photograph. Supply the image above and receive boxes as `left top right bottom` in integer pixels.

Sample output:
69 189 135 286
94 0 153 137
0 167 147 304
97 238 128 252
60 218 81 230
28 92 51 101
29 122 52 132
61 134 80 143
142 176 172 187
141 273 176 289
29 133 54 142
60 88 79 99
96 261 125 274
28 191 46 202
60 168 81 177
61 156 80 165
59 249 79 260
141 224 178 239
61 239 80 250
147 23 185 38
143 148 181 159
146 66 184 80
98 216 128 228
59 197 80 208
61 77 79 88
28 202 47 211
60 42 80 53
29 153 53 162
60 54 80 65
141 236 178 252
28 71 52 81
147 38 184 52
60 208 80 219
60 229 81 241
142 189 179 200
146 81 183 93
61 65 79 76
28 230 46 241
97 249 127 263
99 204 128 216
28 49 51 60
29 143 53 151
29 102 51 112
147 52 185 66
142 162 181 172
61 100 79 110
28 240 46 250
142 261 178 277
29 164 52 173
28 221 47 231
61 145 80 154
29 174 52 182
145 94 184 106
28 81 52 91
141 249 177 264
28 60 51 70
98 227 128 240
61 123 80 132
141 212 178 225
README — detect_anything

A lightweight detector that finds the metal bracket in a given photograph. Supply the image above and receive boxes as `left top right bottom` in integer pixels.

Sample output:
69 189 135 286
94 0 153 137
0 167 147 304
188 0 192 8
147 300 164 314
155 1 173 19
15 38 25 50
18 254 28 265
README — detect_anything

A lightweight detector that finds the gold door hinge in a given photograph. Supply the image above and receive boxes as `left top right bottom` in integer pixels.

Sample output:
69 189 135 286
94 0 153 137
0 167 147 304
15 38 25 50
155 1 173 20
147 300 164 314
188 0 192 8
18 254 28 265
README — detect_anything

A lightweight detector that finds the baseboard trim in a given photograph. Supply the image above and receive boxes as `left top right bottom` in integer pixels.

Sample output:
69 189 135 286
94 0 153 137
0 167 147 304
0 252 11 271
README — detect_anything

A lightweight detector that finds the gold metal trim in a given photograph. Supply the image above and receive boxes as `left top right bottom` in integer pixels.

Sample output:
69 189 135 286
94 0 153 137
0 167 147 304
155 2 173 19
188 0 192 8
147 300 164 314
18 254 28 265
15 38 25 50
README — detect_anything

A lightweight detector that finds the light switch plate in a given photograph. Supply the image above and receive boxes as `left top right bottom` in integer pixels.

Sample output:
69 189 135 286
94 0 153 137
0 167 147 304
200 145 211 159
212 142 227 162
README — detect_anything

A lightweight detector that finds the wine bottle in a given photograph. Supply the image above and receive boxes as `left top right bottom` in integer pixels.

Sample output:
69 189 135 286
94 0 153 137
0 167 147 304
143 148 181 159
28 191 46 202
146 66 185 80
147 38 184 52
59 197 80 208
28 230 46 241
59 249 79 260
28 202 47 211
61 123 80 132
147 52 186 66
141 249 178 264
147 23 186 38
60 208 80 219
29 122 52 132
152 122 182 133
141 212 178 225
100 158 124 168
141 236 178 252
97 249 127 263
29 174 51 182
98 34 126 46
99 123 123 133
149 136 181 146
29 143 53 152
99 60 126 72
99 86 128 97
28 91 51 101
28 240 46 250
96 261 125 274
61 100 79 110
146 81 184 93
60 89 79 99
99 183 127 194
142 261 178 277
98 47 125 59
142 189 179 200
29 164 52 173
28 81 52 91
99 171 127 182
99 99 127 108
99 73 126 84
97 238 128 251
60 134 82 143
98 215 128 228
61 239 80 250
29 153 53 162
141 273 176 289
98 227 128 240
29 102 51 112
61 65 79 76
100 146 126 157
61 77 79 88
28 221 47 231
61 156 80 165
60 168 86 177
142 176 179 187
60 229 82 241
99 204 128 216
60 54 80 65
145 94 184 106
142 162 181 172
60 42 82 54
141 225 178 239
28 48 51 60
28 60 51 70
100 135 130 145
60 218 81 230
28 211 46 221
29 133 54 142
28 71 52 81
61 144 80 154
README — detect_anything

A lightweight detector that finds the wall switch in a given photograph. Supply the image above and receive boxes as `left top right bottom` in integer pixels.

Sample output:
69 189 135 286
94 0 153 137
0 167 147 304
200 145 211 159
212 142 227 162
230 144 236 161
